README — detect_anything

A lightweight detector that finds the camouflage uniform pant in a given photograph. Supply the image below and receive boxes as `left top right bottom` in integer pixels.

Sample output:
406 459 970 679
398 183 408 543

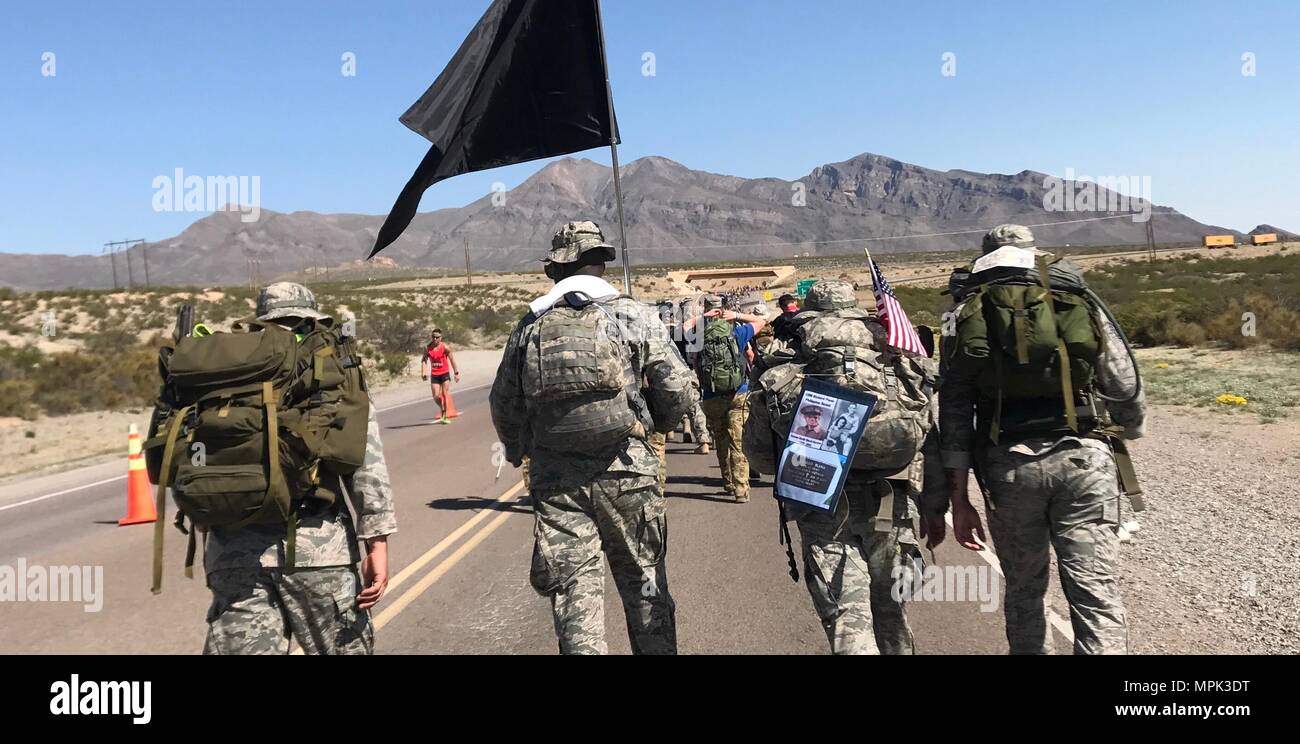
648 432 668 491
203 566 373 655
794 479 919 655
685 402 711 444
982 438 1128 655
530 474 676 655
701 391 750 500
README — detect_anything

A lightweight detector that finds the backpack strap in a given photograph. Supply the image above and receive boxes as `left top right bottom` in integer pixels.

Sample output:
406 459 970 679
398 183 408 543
989 352 1003 446
1099 427 1145 507
183 522 198 580
151 404 192 594
1012 290 1031 365
770 430 799 583
211 382 298 564
258 380 299 571
1036 255 1078 434
874 481 895 534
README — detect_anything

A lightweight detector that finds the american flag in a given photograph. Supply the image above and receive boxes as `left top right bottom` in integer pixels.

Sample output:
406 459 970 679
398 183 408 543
870 258 928 357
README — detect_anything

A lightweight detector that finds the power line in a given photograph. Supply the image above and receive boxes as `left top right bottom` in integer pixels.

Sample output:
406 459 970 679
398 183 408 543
509 212 1145 267
103 239 147 288
637 213 1140 252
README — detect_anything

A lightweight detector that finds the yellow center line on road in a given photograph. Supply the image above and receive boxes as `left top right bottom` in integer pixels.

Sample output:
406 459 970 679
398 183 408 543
384 478 525 595
290 478 527 654
373 504 520 630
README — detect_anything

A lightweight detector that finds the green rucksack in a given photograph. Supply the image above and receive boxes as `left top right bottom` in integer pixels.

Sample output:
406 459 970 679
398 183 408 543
698 318 743 394
144 315 370 592
951 254 1102 441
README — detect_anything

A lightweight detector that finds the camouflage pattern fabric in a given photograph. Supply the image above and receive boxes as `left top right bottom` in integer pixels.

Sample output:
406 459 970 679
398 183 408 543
981 223 1036 253
491 286 699 492
204 402 397 570
981 437 1128 654
685 401 711 445
648 431 667 490
791 478 919 655
254 281 331 322
530 474 676 655
203 566 372 655
802 279 857 311
543 220 616 264
701 391 750 500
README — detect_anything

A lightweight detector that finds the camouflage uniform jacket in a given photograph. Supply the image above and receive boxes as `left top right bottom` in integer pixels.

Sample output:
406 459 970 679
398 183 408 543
938 262 1147 471
204 403 398 572
490 277 699 491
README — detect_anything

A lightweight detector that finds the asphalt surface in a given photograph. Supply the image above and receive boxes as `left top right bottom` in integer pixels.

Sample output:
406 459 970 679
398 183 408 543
0 383 1047 655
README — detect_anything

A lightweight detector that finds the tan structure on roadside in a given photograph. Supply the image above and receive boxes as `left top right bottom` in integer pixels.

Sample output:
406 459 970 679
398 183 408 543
665 265 797 294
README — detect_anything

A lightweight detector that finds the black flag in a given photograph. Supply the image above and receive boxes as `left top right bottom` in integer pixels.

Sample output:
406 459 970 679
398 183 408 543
369 0 620 258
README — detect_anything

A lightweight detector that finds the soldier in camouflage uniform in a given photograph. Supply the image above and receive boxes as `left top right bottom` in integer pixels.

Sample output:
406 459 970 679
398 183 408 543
938 225 1146 654
490 221 699 655
663 298 711 455
686 295 765 502
202 282 398 655
770 280 945 655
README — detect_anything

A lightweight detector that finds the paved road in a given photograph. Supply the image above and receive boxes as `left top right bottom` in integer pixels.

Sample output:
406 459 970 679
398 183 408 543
0 382 1060 655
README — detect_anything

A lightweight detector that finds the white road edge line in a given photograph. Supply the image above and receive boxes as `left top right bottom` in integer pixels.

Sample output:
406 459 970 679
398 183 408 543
943 512 1077 646
0 475 127 512
1 381 498 511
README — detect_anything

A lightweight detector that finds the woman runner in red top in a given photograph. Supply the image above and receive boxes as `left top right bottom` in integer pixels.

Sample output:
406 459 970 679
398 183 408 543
421 328 460 423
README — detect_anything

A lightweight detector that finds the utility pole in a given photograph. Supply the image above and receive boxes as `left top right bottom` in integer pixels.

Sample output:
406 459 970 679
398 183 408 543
1145 219 1156 263
104 239 146 288
103 245 120 289
464 236 472 286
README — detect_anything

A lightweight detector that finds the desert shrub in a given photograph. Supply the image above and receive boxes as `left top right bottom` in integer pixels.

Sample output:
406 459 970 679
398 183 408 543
0 342 158 417
359 314 424 354
1090 253 1300 349
376 351 410 378
0 379 39 419
82 328 142 353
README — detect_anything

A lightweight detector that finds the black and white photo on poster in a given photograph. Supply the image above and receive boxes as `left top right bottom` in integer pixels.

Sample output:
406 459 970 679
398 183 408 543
775 378 877 512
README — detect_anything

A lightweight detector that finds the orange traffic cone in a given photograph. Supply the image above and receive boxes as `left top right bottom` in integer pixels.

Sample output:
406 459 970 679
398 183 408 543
118 423 156 526
442 385 461 418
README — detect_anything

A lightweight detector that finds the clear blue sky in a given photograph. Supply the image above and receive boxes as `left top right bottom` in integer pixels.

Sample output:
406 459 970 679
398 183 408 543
2 0 1296 255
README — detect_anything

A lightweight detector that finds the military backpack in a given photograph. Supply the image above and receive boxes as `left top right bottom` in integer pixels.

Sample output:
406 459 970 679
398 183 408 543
744 308 932 477
697 318 744 395
948 253 1104 440
520 292 643 454
144 315 369 591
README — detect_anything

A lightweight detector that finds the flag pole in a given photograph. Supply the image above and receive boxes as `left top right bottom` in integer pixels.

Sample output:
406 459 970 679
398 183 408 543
609 141 633 297
593 0 633 297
